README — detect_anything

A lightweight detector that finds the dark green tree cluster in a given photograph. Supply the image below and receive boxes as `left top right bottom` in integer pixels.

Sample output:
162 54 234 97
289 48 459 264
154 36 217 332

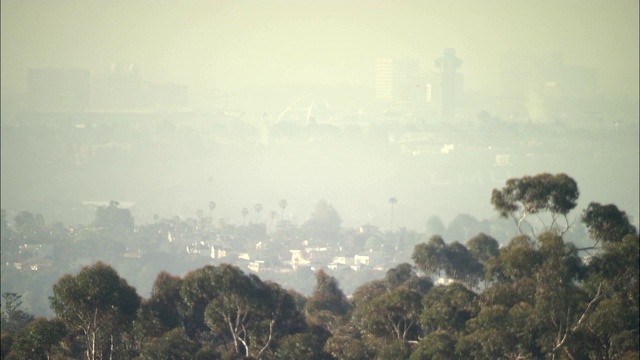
1 173 638 359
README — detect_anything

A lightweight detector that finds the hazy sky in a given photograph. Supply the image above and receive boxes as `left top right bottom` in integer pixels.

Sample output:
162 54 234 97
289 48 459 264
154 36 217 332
2 0 638 98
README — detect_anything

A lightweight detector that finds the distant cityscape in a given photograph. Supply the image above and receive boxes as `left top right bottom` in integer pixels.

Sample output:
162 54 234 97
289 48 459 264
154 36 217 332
1 47 624 123
1 48 638 318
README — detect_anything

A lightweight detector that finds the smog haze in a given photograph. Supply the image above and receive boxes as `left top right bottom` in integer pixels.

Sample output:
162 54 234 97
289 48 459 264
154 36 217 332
1 0 639 319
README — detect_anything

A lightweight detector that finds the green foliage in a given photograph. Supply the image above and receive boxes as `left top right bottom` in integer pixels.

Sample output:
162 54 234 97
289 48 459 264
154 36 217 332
12 211 47 243
413 237 483 287
442 242 483 288
305 270 351 330
134 272 187 349
384 263 413 290
1 172 636 359
7 317 66 360
301 200 343 242
198 264 305 358
581 202 637 245
410 330 456 360
356 286 422 342
376 340 412 360
138 328 201 360
49 261 140 360
324 334 372 360
424 215 445 238
457 305 520 359
444 214 486 243
1 331 13 360
465 233 499 264
491 173 579 235
274 325 332 360
351 279 388 309
1 293 34 335
495 235 542 280
93 200 135 235
420 283 479 334
412 235 447 276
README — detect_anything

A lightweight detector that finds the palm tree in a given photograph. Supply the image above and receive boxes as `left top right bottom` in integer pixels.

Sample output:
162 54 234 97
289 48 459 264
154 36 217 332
279 199 288 220
208 201 216 226
241 207 249 226
269 210 277 233
254 203 263 223
196 209 206 231
388 197 398 232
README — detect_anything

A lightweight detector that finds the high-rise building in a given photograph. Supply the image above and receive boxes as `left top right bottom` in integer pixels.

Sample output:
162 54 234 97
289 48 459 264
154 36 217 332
27 68 90 111
499 48 599 121
499 48 562 99
375 58 394 101
375 57 423 104
90 63 188 110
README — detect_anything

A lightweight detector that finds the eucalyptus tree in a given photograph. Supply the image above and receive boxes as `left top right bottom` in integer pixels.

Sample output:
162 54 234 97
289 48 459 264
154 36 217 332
305 269 351 333
581 202 637 248
443 242 484 289
465 233 500 265
49 261 140 360
355 286 423 343
412 235 448 278
580 233 639 359
7 317 67 360
420 282 479 335
138 328 200 360
412 236 482 287
491 173 579 236
203 265 304 358
134 271 185 346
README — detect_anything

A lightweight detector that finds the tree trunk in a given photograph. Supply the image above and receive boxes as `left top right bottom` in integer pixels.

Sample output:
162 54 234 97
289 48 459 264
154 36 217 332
91 331 96 360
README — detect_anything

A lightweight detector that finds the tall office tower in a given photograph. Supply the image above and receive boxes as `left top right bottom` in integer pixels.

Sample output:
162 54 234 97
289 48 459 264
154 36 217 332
375 57 423 104
499 48 561 98
376 58 394 101
434 48 462 120
27 68 90 111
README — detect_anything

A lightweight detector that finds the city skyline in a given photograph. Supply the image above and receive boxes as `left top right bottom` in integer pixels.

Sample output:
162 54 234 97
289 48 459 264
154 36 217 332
2 0 638 105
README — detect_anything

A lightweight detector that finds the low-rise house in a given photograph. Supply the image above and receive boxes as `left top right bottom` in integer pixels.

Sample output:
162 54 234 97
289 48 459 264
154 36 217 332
290 250 311 269
332 255 355 265
354 250 386 267
436 277 456 285
210 244 232 259
328 263 350 271
19 244 54 258
248 260 273 273
124 247 141 259
17 256 54 271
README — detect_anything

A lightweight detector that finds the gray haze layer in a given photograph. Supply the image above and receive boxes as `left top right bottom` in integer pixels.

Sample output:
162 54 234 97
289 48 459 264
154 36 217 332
1 0 638 312
2 0 638 227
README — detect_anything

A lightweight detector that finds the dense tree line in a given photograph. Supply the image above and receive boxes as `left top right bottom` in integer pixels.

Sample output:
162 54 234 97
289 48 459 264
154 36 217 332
1 173 638 359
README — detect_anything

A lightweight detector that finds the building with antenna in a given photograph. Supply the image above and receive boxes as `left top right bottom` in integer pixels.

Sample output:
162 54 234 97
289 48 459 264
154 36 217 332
434 48 463 120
